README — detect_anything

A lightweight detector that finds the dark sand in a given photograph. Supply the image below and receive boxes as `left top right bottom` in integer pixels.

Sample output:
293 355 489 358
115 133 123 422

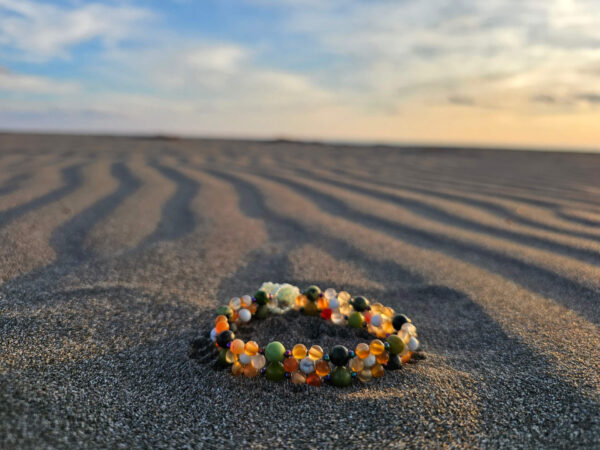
1 133 599 448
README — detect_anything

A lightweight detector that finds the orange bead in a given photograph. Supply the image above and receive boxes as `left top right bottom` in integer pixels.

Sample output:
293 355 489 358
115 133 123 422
230 339 245 355
244 341 259 356
308 345 324 360
244 364 258 378
283 357 299 372
356 343 370 359
317 297 328 310
215 315 228 325
315 360 331 377
306 373 322 387
231 362 244 376
248 303 258 314
376 351 390 365
370 339 385 355
371 363 385 378
295 295 308 307
401 351 412 363
215 321 229 334
292 344 307 360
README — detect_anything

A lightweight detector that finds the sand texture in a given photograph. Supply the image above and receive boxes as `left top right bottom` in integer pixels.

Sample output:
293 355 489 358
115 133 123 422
1 133 599 448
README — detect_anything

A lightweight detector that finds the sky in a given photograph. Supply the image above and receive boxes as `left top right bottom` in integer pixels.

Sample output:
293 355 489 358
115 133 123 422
1 0 600 150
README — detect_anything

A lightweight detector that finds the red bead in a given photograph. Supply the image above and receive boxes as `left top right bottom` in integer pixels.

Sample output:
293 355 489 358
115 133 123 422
320 308 332 320
306 373 321 386
364 310 372 323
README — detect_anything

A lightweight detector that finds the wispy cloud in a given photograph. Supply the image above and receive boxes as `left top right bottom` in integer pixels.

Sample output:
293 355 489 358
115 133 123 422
0 66 78 93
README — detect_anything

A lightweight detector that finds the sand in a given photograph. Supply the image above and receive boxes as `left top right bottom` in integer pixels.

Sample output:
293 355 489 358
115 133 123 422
0 133 599 448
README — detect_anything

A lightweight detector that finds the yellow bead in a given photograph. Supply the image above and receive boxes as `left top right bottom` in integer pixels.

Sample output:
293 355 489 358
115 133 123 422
376 351 390 365
358 369 372 383
244 341 259 356
383 320 395 334
370 339 385 355
244 364 258 378
371 363 385 378
231 362 244 376
230 339 245 355
315 360 331 377
225 350 237 364
338 291 351 302
308 345 324 360
292 344 307 360
355 343 370 359
371 302 385 313
349 356 364 372
291 371 306 384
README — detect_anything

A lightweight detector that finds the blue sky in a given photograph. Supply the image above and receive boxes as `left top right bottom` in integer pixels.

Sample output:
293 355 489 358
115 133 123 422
1 0 600 149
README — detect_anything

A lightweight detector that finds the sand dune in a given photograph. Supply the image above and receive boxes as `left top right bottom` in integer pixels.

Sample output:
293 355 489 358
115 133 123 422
1 133 599 448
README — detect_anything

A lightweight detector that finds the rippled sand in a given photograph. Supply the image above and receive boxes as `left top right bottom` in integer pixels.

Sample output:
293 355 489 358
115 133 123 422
1 133 599 448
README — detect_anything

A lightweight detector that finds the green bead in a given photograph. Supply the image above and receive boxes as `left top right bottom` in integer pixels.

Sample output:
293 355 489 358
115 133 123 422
348 311 365 328
304 285 321 302
265 341 286 362
350 296 370 312
265 362 285 381
218 348 229 366
216 305 233 320
255 304 269 319
386 335 405 355
254 290 269 305
331 366 352 387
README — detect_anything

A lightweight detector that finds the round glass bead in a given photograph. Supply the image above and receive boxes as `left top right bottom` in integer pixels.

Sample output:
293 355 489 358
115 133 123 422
300 357 315 374
241 295 253 307
329 345 350 366
363 354 376 368
348 312 364 328
398 329 411 343
317 297 329 310
331 366 352 387
304 285 321 302
225 350 237 364
369 339 385 356
315 360 331 377
231 362 244 376
371 363 385 378
386 353 402 371
230 339 245 355
217 348 228 365
401 322 417 336
392 314 410 330
376 351 390 365
215 321 229 334
239 353 252 365
283 357 299 373
254 290 269 305
229 297 242 310
216 305 233 320
216 330 235 350
265 362 286 381
355 343 370 359
265 341 286 362
210 328 217 342
295 295 308 308
215 315 228 325
291 371 306 384
238 308 252 323
292 344 308 360
320 308 332 320
244 341 259 356
328 297 340 310
324 288 337 300
338 291 351 302
351 296 370 312
349 356 364 372
408 337 420 352
251 354 266 370
364 310 372 323
244 364 259 377
255 304 269 319
331 312 345 325
358 369 372 383
306 373 321 387
386 335 405 354
308 345 324 360
401 352 412 364
370 314 383 327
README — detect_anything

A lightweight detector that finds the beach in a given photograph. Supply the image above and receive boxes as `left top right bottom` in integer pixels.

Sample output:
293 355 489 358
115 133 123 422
1 133 599 448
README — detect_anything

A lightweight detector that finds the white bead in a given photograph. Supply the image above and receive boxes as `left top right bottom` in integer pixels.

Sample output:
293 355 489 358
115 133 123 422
241 295 252 307
251 354 266 369
408 337 420 352
238 308 251 323
238 353 251 365
229 297 241 310
300 357 315 374
324 288 337 300
370 314 383 327
331 312 345 325
363 354 376 368
210 328 217 342
401 322 417 336
328 297 340 310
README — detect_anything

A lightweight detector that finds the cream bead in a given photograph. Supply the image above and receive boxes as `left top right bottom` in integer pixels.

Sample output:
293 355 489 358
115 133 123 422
238 308 252 323
363 354 376 368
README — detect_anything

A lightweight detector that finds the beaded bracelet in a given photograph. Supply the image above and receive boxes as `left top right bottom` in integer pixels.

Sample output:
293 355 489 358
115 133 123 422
207 282 420 387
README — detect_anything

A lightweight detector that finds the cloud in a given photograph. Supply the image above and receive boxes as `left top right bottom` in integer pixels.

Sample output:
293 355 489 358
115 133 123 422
0 0 152 61
575 92 600 104
0 66 79 93
448 95 475 106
